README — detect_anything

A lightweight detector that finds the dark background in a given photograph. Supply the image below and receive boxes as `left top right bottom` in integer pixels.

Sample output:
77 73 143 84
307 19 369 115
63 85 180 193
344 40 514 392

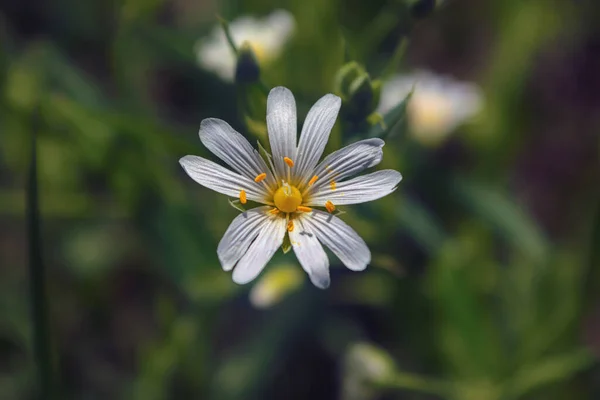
1 0 599 399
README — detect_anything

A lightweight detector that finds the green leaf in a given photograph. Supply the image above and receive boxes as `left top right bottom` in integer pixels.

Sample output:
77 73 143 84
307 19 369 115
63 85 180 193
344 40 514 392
396 195 445 253
505 349 595 399
451 177 548 262
427 234 504 379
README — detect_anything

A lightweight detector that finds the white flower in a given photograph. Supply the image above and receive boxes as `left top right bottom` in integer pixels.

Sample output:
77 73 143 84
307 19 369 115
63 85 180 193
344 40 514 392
378 70 483 145
342 343 396 400
195 10 295 81
180 87 402 289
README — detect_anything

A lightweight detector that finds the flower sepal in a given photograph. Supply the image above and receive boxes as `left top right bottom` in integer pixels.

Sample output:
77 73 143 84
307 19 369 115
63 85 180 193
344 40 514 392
281 234 292 254
367 112 386 130
256 140 274 169
331 207 346 217
228 198 247 213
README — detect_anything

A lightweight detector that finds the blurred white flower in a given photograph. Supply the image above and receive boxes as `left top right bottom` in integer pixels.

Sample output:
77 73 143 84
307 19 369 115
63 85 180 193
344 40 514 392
378 70 483 145
342 343 396 400
195 10 295 81
180 87 402 288
249 264 304 308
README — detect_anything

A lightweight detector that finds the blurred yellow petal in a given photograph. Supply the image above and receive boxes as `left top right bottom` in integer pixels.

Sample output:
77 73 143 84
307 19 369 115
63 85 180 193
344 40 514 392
249 264 304 308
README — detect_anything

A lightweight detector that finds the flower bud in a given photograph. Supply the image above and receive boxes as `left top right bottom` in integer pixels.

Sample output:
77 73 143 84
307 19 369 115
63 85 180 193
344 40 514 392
406 0 438 19
235 41 261 84
334 61 363 99
335 62 381 122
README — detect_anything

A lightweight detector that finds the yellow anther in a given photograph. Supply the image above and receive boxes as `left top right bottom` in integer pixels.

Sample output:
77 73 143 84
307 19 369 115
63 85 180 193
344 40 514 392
239 190 247 204
287 220 294 232
283 157 294 167
325 200 335 213
296 206 312 213
274 182 302 213
254 173 267 183
330 180 337 190
308 175 318 186
269 208 280 215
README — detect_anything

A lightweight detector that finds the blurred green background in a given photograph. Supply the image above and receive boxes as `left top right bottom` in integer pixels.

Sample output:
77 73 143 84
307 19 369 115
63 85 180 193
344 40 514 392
1 0 599 399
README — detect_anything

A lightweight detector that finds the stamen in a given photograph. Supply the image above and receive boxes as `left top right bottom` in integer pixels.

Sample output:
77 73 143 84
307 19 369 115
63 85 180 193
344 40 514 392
287 220 294 232
284 157 294 167
325 200 335 213
269 208 280 215
239 190 247 204
330 180 337 190
308 175 318 186
296 206 312 213
254 173 267 183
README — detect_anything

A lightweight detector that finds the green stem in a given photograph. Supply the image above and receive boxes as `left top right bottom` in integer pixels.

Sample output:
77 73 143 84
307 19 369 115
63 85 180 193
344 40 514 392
27 108 56 399
356 6 400 60
380 38 409 80
374 371 450 398
257 79 270 96
217 15 238 55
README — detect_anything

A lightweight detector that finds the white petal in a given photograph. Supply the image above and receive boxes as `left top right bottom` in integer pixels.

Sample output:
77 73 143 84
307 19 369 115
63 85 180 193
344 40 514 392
377 74 417 114
232 214 287 284
195 34 236 81
267 87 297 180
295 94 341 181
302 211 370 271
199 118 276 186
218 207 272 271
304 138 384 194
307 170 402 206
289 215 330 289
263 10 295 50
179 155 270 202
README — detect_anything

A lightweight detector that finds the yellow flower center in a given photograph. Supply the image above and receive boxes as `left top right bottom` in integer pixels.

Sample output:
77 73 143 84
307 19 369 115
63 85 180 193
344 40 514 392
273 182 302 213
248 42 268 64
408 93 453 139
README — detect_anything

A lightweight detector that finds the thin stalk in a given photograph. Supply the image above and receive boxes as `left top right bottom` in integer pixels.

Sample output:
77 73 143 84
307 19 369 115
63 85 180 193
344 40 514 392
217 15 238 55
380 38 409 81
27 107 56 399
